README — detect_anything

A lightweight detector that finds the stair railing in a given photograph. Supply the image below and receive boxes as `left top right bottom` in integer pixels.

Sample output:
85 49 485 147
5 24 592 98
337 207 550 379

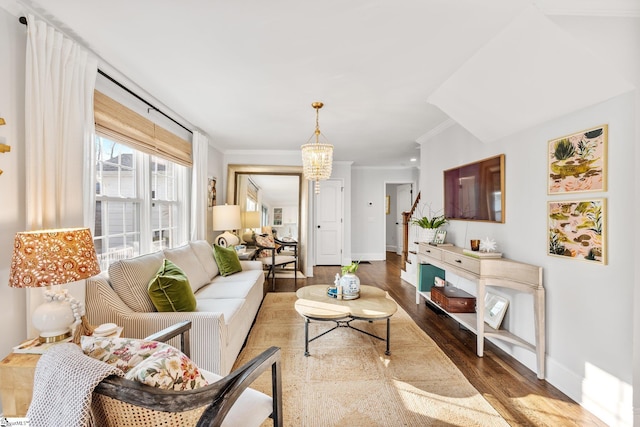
401 191 421 266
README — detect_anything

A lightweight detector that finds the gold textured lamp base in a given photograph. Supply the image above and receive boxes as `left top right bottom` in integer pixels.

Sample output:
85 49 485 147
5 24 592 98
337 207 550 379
38 331 71 343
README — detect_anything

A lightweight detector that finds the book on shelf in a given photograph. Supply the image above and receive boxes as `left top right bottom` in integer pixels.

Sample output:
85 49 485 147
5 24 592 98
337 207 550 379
462 249 503 258
428 242 453 247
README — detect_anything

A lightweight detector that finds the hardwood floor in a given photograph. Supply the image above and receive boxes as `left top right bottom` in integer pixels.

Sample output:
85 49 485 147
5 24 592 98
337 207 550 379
271 252 606 427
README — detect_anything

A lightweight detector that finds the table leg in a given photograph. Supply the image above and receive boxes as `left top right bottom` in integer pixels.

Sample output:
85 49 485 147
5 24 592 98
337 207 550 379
304 317 310 357
385 317 391 356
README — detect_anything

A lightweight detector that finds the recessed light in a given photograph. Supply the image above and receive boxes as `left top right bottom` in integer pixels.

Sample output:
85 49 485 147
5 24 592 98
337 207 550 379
410 158 417 162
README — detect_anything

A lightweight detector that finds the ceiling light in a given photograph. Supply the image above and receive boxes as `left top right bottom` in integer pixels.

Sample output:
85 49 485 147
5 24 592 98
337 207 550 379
410 158 417 162
301 102 333 194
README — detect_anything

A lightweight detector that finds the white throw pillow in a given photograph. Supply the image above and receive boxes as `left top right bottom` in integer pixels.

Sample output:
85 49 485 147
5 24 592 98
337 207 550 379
164 244 211 293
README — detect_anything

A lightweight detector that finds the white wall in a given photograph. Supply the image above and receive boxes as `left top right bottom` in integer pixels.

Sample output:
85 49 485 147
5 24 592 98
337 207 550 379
420 91 636 425
352 167 418 261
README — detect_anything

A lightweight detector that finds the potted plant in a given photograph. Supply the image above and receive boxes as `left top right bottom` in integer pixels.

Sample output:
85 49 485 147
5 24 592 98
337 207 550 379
411 206 447 243
339 261 361 299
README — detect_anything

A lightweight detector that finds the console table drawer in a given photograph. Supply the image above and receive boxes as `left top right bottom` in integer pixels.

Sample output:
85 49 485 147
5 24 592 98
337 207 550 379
419 244 443 261
443 252 480 275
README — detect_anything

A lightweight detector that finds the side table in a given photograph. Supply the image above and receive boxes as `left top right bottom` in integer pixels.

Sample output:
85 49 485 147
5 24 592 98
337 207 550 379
0 352 40 417
237 248 257 260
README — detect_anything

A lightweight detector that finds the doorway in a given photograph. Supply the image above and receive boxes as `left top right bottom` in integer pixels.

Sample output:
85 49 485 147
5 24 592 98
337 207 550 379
314 179 343 265
385 182 413 255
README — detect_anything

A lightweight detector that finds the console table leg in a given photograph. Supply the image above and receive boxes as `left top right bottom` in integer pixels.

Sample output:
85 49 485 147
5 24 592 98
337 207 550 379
476 280 485 357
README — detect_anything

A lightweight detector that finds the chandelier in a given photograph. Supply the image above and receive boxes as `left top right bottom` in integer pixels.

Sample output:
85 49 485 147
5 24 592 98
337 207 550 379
301 102 333 194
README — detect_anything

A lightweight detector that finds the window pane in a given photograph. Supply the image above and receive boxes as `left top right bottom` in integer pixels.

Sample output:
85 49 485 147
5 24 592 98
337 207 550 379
94 200 141 270
151 201 178 251
96 136 138 198
151 156 177 201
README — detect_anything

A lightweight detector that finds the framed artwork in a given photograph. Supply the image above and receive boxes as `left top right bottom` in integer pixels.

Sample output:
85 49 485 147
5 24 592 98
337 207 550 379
548 198 606 265
484 293 509 330
433 229 447 244
548 124 607 194
208 178 217 208
385 195 390 215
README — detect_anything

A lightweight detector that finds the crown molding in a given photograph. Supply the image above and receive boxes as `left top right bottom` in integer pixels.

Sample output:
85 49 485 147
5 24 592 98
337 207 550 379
415 119 456 145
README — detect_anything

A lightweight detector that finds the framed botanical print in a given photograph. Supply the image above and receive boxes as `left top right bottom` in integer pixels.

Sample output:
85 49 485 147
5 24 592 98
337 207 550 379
548 125 607 194
547 198 606 265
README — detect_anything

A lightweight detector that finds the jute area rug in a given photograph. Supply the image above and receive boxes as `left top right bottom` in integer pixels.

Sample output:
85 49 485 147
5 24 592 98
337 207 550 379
233 292 509 426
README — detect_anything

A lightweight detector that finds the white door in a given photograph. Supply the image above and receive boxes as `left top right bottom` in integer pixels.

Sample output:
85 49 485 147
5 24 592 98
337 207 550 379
396 184 412 255
315 180 343 265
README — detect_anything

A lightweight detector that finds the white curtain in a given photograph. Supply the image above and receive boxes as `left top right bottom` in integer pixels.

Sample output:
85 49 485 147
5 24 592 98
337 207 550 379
190 130 209 241
24 14 98 335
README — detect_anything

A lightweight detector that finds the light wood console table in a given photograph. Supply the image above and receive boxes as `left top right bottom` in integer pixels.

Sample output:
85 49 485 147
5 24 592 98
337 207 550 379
417 243 545 379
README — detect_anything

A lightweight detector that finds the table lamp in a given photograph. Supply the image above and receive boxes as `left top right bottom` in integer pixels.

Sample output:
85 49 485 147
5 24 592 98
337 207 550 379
212 204 241 247
9 227 101 343
241 211 261 244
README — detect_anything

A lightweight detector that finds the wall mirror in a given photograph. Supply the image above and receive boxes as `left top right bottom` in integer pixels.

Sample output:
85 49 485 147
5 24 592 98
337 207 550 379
226 164 308 274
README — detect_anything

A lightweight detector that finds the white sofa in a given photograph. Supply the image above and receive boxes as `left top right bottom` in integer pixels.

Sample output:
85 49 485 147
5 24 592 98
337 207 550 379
85 240 265 375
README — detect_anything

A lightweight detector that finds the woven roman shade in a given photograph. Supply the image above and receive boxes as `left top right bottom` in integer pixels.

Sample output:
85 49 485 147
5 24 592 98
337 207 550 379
94 90 192 167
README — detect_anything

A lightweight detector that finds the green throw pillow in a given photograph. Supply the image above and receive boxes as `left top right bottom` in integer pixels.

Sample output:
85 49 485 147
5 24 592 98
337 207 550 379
148 259 197 312
213 244 243 276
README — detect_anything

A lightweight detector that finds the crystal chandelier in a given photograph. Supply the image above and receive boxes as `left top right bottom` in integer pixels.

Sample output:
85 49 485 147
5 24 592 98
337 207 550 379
301 102 333 194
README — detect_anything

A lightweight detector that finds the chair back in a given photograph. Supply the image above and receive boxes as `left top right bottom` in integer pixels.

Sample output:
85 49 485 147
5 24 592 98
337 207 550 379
91 322 282 427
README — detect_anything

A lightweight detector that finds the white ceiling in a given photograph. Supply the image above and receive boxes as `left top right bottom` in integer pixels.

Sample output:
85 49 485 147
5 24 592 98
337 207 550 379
11 0 639 166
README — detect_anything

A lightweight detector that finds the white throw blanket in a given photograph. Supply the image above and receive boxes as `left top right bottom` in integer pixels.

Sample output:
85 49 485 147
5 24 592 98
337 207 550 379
27 343 123 427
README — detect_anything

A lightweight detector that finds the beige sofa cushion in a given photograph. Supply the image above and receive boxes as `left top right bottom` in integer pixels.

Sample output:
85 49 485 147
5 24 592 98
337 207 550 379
190 240 219 279
164 244 211 293
108 251 164 312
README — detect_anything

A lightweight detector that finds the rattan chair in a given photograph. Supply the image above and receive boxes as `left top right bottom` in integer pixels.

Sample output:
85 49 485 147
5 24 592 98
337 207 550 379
91 321 282 427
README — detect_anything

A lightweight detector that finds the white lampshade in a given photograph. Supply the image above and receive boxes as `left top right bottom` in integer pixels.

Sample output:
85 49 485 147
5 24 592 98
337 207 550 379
242 211 261 229
213 204 241 247
212 204 242 231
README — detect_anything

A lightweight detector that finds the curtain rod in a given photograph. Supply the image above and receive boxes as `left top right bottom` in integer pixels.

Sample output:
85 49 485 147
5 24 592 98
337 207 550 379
19 16 193 135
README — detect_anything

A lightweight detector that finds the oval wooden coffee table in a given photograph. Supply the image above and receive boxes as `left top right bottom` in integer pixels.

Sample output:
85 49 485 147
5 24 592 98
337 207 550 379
295 285 398 356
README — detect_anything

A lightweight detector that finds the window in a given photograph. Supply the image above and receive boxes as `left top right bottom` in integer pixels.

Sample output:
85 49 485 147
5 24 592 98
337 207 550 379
94 135 188 269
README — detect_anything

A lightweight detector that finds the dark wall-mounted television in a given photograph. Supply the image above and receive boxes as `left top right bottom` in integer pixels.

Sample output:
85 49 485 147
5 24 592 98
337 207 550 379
443 154 505 223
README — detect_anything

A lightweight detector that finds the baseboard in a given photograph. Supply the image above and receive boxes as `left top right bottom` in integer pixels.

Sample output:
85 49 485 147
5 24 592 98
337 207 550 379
544 356 631 426
351 252 386 262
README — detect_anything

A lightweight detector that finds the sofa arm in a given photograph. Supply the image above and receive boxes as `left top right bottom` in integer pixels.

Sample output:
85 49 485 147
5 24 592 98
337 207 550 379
240 260 263 271
86 273 230 374
117 311 228 374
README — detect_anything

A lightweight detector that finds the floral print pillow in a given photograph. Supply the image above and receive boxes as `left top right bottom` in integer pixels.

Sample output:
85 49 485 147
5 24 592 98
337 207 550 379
81 336 208 390
125 346 208 391
255 234 281 258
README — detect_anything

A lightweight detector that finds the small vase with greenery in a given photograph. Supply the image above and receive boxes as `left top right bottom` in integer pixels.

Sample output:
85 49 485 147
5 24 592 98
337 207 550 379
341 261 360 275
340 261 361 299
411 205 447 243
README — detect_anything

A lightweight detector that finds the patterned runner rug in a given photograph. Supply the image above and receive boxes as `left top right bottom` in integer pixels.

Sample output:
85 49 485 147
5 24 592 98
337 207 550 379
234 292 509 426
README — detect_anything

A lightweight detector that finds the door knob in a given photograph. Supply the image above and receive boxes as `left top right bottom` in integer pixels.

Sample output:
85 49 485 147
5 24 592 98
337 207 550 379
317 225 321 229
